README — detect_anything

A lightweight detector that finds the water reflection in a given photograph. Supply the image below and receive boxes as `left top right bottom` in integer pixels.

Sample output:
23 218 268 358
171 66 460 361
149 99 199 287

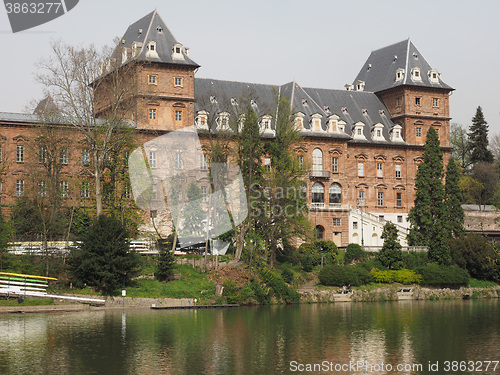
0 300 498 374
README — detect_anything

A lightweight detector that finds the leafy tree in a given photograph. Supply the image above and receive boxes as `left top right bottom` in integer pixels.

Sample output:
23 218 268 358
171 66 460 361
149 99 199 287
344 243 367 265
68 215 140 295
262 95 310 265
408 127 450 264
449 234 500 282
444 156 464 238
468 106 494 165
470 162 498 209
451 123 472 171
0 210 13 271
377 222 403 270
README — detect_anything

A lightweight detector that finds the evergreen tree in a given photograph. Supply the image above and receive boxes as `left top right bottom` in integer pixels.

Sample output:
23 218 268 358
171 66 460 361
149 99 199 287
156 236 176 282
468 106 494 164
444 156 464 238
68 215 141 295
377 222 403 270
408 127 450 264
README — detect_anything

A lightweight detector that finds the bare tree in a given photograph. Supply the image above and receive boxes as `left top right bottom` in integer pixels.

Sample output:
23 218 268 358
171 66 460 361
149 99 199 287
36 41 136 216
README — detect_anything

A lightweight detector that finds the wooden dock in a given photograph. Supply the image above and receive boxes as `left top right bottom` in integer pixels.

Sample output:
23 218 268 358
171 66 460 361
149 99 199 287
151 304 239 310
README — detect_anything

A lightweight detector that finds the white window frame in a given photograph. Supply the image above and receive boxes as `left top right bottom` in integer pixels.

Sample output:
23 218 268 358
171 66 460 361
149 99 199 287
358 162 364 177
16 145 24 163
149 151 157 169
149 108 157 120
396 164 402 178
377 191 384 206
377 163 383 178
332 157 338 173
16 179 24 196
175 110 182 122
60 181 69 198
82 149 90 166
175 151 183 169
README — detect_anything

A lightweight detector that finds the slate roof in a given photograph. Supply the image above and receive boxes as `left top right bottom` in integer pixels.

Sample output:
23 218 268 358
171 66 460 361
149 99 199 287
114 10 199 68
353 39 453 93
195 78 402 144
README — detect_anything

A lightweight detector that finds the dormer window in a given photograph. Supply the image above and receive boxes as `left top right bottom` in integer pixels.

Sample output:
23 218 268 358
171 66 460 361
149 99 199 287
371 123 385 141
217 112 230 131
294 113 305 131
259 115 274 134
337 120 346 133
355 80 365 91
310 114 322 132
145 41 159 59
172 43 184 60
196 111 209 130
390 124 403 142
395 68 405 82
428 69 440 83
156 26 163 33
353 122 366 140
411 67 422 82
327 114 339 133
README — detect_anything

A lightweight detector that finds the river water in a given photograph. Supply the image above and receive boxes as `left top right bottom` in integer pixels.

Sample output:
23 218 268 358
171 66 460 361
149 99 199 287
0 300 499 374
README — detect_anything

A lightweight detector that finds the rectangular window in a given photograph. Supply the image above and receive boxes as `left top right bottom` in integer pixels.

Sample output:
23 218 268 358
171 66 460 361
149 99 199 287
60 148 69 165
378 192 384 206
332 157 338 173
358 191 365 206
149 108 157 120
174 77 183 87
38 146 47 164
332 218 341 226
435 128 439 138
81 182 89 198
82 149 90 165
175 110 182 122
149 151 157 169
396 97 401 107
358 162 364 177
38 181 46 197
396 192 403 207
377 163 383 178
379 215 385 222
16 145 24 163
397 215 403 223
124 184 131 199
353 221 358 230
395 164 401 178
416 127 422 137
298 155 304 168
433 98 439 107
148 75 157 85
175 151 183 169
151 184 158 200
16 179 24 196
415 97 421 106
60 181 69 198
200 153 207 170
265 157 271 171
201 186 208 202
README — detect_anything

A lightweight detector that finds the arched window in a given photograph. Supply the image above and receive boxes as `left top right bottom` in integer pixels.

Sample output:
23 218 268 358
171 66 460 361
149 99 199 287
312 182 324 204
329 183 342 204
312 148 323 171
315 225 325 240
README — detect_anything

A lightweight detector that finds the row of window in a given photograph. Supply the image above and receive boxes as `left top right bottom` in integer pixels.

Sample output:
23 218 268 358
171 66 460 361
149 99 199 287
396 97 440 107
147 74 183 87
13 179 131 199
148 150 208 170
311 181 404 207
12 145 90 165
148 108 183 122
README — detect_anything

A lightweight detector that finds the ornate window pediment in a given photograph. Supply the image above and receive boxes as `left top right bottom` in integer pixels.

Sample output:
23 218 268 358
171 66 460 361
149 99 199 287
12 135 29 142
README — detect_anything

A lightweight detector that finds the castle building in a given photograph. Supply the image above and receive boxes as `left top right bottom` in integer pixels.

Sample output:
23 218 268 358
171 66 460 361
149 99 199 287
0 10 453 247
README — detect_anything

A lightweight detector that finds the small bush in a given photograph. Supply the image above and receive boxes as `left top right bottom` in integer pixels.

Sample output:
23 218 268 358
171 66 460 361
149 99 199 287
260 268 300 303
370 269 422 284
416 264 469 287
281 267 294 284
222 279 241 304
344 244 367 265
318 264 373 287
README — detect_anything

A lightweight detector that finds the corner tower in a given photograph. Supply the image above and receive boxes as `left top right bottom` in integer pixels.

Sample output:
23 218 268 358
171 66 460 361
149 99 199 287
353 40 453 147
95 10 199 131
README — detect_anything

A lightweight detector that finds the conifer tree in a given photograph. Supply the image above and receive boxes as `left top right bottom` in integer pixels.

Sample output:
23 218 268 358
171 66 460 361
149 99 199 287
408 127 450 264
378 222 403 270
444 156 464 238
469 106 494 164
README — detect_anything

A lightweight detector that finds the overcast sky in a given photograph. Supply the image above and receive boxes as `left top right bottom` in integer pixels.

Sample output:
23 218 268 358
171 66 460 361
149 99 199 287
1 0 499 134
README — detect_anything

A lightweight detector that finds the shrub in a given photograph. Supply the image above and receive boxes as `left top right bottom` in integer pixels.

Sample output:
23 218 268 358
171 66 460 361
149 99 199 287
370 269 422 284
416 264 469 287
281 267 294 284
450 234 500 282
316 240 338 256
344 244 367 265
318 264 373 287
260 268 300 303
402 251 429 269
223 279 241 304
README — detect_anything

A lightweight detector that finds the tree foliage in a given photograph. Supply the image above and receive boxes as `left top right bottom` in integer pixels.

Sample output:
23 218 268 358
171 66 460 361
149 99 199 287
408 127 450 264
450 123 471 171
468 106 494 165
377 222 403 270
68 215 140 295
444 156 464 238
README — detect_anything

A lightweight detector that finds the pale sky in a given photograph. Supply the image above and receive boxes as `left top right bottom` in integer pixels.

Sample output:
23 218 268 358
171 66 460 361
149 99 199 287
1 0 499 134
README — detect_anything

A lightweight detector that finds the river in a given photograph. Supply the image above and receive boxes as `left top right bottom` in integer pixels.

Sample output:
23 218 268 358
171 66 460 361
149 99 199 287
0 300 499 374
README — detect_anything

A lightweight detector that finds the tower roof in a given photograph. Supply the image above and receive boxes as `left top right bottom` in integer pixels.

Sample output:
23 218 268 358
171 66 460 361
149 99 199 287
114 10 199 68
353 39 453 93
